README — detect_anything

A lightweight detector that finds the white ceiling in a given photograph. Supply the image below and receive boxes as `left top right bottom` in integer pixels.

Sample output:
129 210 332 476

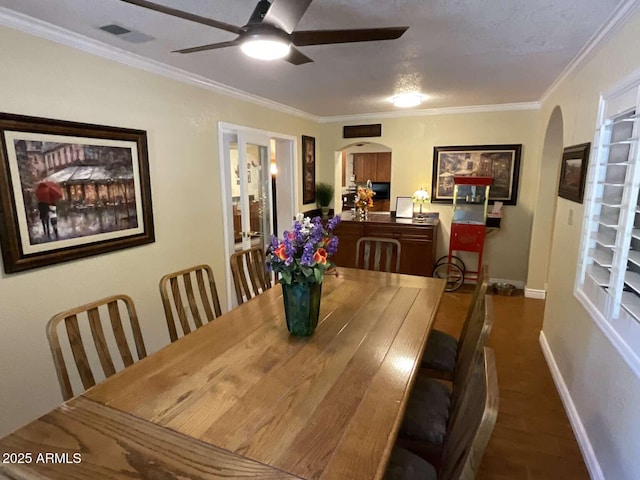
0 0 629 118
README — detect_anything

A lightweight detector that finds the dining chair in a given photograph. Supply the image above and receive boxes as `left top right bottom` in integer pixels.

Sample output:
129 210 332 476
230 245 272 305
420 265 489 380
396 295 494 464
385 347 499 480
46 294 147 401
159 264 222 342
355 236 402 273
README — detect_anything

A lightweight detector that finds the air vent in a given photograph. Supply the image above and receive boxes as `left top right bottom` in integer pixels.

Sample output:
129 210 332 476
99 24 154 44
100 24 130 35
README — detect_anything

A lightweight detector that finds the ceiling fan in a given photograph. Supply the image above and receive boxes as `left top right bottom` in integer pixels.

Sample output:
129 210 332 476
119 0 409 65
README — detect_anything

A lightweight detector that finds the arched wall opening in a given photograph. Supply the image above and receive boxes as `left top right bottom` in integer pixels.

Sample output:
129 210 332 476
333 141 393 213
525 106 564 296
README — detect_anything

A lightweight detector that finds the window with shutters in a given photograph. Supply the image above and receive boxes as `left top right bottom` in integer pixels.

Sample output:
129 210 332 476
576 75 640 376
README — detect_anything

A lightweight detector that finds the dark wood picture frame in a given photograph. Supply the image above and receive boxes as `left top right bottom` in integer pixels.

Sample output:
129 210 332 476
302 135 316 205
558 142 590 203
0 112 154 273
431 144 522 205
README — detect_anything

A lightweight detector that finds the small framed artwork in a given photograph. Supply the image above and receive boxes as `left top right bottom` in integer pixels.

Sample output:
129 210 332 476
431 144 522 205
395 197 414 218
0 112 155 273
302 135 316 205
558 142 590 203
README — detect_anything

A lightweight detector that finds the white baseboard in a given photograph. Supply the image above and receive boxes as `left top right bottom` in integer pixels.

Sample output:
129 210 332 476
524 287 546 299
539 331 604 480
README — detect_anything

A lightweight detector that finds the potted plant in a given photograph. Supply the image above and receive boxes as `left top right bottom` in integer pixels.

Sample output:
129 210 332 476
315 182 335 218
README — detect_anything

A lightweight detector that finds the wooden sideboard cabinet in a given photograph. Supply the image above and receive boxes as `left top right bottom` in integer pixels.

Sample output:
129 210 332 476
332 214 438 277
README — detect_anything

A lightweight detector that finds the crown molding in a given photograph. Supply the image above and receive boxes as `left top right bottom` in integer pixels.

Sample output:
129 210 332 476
540 0 640 105
319 101 541 124
0 7 319 122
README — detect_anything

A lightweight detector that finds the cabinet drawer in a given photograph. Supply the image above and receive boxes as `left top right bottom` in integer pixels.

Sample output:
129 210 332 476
401 227 434 241
364 223 400 238
334 222 364 236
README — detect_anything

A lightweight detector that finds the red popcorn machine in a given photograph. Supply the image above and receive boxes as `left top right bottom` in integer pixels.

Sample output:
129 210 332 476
434 176 492 291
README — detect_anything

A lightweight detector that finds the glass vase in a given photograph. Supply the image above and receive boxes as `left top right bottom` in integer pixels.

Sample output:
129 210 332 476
356 206 368 220
281 282 322 336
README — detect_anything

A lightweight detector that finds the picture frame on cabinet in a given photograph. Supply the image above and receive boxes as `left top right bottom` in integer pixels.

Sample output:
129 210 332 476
557 142 590 203
395 197 414 218
0 112 154 273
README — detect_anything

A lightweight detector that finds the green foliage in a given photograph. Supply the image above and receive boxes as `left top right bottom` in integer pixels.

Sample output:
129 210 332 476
315 182 335 207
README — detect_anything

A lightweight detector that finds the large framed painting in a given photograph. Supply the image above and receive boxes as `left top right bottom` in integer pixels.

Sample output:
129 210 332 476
0 113 155 273
558 142 590 203
302 135 316 205
431 144 522 205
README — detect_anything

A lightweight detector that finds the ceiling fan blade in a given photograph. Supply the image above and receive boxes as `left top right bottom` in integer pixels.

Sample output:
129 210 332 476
291 26 408 46
119 0 242 35
263 0 314 34
285 47 313 65
173 40 240 54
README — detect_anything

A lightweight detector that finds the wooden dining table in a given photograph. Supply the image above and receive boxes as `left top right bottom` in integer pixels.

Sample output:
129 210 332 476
0 268 445 480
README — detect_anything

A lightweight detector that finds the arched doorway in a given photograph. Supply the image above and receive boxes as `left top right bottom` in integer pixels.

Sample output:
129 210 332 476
334 142 393 214
526 106 564 297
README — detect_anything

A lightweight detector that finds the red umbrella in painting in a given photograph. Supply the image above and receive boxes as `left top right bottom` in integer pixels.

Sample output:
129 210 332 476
35 181 63 205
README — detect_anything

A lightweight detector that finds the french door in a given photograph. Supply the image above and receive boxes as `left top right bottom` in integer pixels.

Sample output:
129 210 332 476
219 123 296 308
222 130 272 252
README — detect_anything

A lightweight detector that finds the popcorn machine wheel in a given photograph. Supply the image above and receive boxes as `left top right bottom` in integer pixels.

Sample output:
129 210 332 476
433 176 492 292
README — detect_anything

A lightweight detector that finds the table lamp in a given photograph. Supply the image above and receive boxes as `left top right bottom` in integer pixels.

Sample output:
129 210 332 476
412 187 430 222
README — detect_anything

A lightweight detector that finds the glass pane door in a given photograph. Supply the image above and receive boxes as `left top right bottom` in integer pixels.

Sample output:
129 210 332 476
225 131 272 252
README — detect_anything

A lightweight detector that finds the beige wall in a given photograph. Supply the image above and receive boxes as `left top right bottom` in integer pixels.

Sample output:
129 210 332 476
537 10 640 480
0 26 320 436
3 10 640 477
319 109 542 283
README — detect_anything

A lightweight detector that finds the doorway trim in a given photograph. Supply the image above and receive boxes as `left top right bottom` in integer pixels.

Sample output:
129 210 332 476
218 122 298 309
524 106 564 299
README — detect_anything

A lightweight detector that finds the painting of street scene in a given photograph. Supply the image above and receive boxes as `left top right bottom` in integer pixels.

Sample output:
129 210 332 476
12 138 139 246
431 145 522 205
0 114 154 273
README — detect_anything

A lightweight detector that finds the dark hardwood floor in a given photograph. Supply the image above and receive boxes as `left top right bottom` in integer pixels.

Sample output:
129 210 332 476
431 288 590 480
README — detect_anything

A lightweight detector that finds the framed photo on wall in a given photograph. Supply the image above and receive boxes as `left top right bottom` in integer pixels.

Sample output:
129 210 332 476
558 142 590 203
302 135 316 204
0 112 155 273
431 144 522 205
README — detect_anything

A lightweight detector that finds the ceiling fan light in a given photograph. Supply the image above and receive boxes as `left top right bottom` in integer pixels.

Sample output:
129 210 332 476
392 92 424 108
241 37 291 60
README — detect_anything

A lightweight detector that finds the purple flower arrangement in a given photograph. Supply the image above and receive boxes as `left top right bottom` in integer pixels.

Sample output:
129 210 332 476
267 213 341 285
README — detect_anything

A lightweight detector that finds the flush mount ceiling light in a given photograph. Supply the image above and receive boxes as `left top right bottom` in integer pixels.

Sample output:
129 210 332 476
240 31 291 60
391 92 425 108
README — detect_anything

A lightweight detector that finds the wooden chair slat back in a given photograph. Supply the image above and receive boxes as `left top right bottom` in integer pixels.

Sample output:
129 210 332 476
46 294 146 401
457 265 489 350
196 269 215 323
87 306 116 378
107 299 143 367
356 237 402 273
451 294 494 412
168 276 191 339
182 273 203 328
230 246 272 305
159 264 222 342
439 347 499 480
64 315 95 392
